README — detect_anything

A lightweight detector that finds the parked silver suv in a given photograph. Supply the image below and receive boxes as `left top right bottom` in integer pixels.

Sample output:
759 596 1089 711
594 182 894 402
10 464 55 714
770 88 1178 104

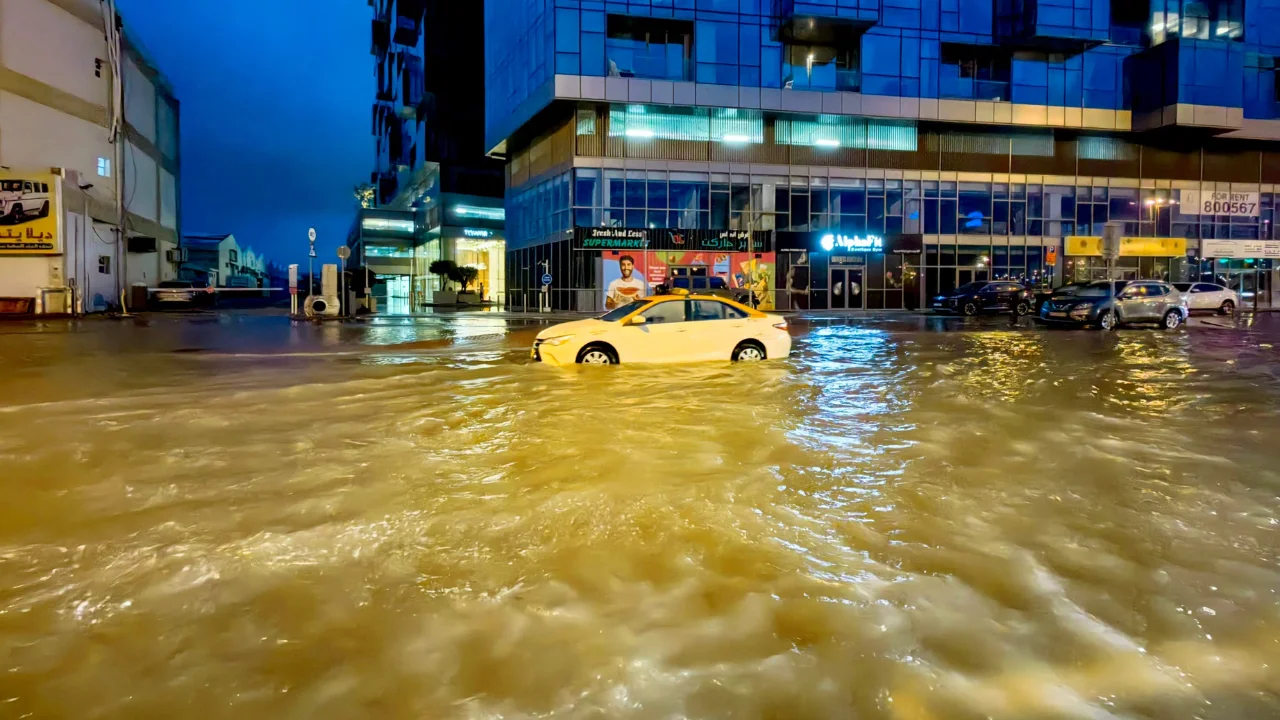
1037 280 1189 330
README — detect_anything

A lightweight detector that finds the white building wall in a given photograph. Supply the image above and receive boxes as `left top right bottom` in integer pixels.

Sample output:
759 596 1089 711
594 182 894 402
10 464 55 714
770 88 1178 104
0 91 115 208
60 211 119 312
125 140 157 221
160 167 177 229
157 237 177 282
0 256 53 300
122 54 156 143
0 0 108 107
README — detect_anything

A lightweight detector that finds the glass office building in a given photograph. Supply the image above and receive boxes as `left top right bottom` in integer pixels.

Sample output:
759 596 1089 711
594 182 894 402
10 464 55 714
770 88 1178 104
363 0 507 313
487 0 1280 310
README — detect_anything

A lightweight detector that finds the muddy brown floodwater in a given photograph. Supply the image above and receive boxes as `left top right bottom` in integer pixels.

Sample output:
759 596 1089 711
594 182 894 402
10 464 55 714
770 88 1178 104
0 312 1278 719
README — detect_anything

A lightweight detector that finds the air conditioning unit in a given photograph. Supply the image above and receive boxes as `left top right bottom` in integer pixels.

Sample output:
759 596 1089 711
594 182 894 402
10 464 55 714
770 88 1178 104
166 248 187 263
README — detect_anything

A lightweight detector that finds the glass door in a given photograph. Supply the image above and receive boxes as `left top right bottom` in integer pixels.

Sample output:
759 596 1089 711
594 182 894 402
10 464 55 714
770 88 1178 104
829 266 864 309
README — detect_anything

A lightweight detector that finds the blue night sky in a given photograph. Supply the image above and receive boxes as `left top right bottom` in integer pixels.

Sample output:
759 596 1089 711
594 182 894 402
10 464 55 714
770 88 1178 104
116 0 372 267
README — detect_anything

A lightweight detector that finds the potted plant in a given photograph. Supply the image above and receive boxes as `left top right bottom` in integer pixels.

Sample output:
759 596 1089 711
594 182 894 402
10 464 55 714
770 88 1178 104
429 259 458 305
453 266 482 305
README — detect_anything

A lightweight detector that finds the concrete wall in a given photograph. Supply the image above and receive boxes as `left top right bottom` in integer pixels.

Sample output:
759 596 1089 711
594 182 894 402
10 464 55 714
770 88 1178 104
0 0 108 107
123 54 155 142
160 167 177 228
0 92 116 208
125 140 157 221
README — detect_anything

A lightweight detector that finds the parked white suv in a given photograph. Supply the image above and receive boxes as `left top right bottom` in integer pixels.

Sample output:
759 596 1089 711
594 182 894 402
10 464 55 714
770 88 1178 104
0 179 51 224
1172 282 1239 314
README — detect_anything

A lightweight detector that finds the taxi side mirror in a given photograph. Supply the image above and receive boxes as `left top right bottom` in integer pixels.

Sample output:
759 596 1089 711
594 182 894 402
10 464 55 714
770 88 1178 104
629 315 647 326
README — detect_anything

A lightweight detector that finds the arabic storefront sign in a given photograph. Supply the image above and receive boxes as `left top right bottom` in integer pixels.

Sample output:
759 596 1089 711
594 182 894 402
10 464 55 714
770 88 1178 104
0 170 59 254
573 227 772 252
1182 190 1260 218
1201 239 1280 259
1066 236 1187 257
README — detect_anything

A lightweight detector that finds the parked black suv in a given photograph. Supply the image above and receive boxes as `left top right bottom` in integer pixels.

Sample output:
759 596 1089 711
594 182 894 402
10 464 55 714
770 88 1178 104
1033 281 1090 313
931 281 1035 316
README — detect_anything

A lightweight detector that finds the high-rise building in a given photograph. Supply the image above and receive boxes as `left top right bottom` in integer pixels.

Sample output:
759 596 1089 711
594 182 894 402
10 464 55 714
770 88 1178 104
487 0 1280 312
353 0 506 313
0 0 181 314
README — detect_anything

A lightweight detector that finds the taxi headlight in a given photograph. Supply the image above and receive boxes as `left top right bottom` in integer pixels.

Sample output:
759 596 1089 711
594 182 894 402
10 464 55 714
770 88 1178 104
540 335 574 347
1069 303 1093 319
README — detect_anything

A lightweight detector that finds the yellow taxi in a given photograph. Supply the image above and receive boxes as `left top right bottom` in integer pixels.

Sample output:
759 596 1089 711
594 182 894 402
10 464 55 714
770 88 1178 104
531 292 791 366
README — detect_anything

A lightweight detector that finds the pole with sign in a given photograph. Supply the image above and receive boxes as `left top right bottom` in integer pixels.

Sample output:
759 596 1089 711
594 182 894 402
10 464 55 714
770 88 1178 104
337 246 350 318
307 228 317 299
288 264 299 315
539 260 550 313
1102 222 1122 280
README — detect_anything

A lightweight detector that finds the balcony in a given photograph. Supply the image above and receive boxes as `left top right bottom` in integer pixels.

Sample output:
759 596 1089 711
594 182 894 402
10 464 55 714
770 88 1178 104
772 0 879 28
605 15 692 82
400 53 424 115
393 14 420 46
371 17 390 56
785 66 860 92
376 54 395 101
995 0 1108 55
377 172 399 206
372 100 393 136
1128 37 1245 133
939 45 1012 102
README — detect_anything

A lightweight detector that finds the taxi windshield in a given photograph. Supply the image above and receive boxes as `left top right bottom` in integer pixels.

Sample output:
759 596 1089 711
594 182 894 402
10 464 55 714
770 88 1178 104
600 299 650 321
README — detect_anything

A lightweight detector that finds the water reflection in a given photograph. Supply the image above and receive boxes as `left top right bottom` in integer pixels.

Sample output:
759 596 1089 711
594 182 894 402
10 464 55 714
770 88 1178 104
0 315 1278 718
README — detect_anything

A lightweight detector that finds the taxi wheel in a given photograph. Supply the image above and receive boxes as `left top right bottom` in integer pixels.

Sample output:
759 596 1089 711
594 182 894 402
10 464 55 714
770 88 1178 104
732 341 766 362
1014 300 1031 316
576 344 618 365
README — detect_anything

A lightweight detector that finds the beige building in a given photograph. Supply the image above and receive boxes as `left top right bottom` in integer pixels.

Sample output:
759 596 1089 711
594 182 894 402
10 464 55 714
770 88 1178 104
0 0 180 313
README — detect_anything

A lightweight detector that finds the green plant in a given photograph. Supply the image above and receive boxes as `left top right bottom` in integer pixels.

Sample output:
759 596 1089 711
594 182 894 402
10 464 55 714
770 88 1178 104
428 259 458 291
454 265 480 292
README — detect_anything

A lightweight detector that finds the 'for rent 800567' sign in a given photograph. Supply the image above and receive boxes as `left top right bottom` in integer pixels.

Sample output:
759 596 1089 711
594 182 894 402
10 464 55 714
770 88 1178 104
1182 190 1259 217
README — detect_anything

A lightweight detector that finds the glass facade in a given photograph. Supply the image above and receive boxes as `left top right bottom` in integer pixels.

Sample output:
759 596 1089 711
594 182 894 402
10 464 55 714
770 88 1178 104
490 1 1280 310
486 0 1280 150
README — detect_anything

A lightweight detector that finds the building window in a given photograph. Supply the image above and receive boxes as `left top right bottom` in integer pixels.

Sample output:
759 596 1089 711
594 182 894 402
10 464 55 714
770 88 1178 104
1150 0 1243 45
940 45 1011 102
97 157 111 177
98 255 111 274
783 43 860 92
229 249 238 263
605 15 692 82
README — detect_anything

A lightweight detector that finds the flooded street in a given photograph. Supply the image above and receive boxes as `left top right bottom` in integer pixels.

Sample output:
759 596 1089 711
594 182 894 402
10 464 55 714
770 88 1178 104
1 311 1278 719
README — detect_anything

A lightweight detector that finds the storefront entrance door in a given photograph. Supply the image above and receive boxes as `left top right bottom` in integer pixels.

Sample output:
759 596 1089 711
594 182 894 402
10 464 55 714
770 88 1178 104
956 266 989 287
829 266 864 309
